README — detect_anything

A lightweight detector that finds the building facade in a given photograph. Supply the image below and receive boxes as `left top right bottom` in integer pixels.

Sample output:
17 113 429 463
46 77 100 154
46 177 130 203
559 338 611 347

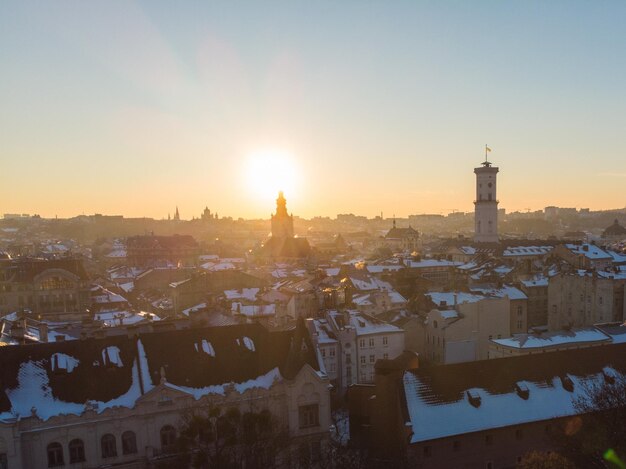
0 322 330 468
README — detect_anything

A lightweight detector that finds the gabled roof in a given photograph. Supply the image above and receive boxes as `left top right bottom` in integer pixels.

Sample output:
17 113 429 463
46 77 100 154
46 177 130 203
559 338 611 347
385 226 419 240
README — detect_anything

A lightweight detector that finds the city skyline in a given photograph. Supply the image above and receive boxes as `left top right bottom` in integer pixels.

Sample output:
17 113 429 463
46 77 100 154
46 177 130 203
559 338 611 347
2 1 626 219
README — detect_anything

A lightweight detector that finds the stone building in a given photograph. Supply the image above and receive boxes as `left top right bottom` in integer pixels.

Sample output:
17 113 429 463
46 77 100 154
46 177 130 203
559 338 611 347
547 270 626 331
0 322 330 468
0 258 90 319
350 343 626 469
383 220 420 253
126 235 199 268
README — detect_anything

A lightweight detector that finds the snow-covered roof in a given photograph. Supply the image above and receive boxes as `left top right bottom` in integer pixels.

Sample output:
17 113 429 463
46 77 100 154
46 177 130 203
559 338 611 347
403 345 626 443
404 371 598 443
426 291 485 306
224 288 260 301
565 243 612 260
469 285 527 301
308 319 338 345
232 302 276 318
520 275 549 288
182 303 207 317
503 246 553 257
492 328 611 349
330 311 403 336
405 259 464 269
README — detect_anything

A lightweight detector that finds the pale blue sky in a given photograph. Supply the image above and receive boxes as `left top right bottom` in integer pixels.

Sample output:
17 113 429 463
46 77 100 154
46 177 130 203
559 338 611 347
1 1 625 218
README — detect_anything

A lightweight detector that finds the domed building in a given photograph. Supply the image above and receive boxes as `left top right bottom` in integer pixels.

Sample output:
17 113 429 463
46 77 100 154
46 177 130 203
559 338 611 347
602 219 626 240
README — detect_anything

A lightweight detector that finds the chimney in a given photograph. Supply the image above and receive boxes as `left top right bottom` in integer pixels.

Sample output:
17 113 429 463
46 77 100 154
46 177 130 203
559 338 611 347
39 322 49 343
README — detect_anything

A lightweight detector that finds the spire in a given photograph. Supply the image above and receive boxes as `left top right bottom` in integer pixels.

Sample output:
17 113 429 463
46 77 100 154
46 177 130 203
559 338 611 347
174 206 180 221
275 191 288 217
393 215 396 229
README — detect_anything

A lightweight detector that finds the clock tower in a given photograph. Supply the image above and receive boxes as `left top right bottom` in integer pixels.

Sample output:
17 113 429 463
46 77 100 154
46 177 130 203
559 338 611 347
474 150 499 243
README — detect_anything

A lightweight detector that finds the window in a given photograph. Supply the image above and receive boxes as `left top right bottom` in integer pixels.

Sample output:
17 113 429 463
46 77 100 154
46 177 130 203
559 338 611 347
329 348 335 357
369 338 374 347
383 336 388 346
69 439 85 463
423 446 432 457
485 434 493 446
122 431 137 455
515 428 523 440
486 462 493 469
517 320 523 329
359 339 365 348
369 355 375 363
453 440 461 452
160 425 177 453
320 348 326 358
299 404 320 429
383 353 388 359
599 296 603 305
517 306 522 316
360 356 366 365
47 442 64 467
101 434 117 458
345 353 351 365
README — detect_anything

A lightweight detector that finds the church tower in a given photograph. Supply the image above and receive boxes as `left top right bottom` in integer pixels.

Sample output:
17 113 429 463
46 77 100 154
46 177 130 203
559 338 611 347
474 149 499 243
271 191 294 239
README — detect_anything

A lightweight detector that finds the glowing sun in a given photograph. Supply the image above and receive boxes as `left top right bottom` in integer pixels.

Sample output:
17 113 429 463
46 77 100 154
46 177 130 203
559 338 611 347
244 150 299 201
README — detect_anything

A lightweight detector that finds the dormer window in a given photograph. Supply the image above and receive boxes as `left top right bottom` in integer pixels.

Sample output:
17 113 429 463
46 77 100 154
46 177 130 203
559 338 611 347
467 389 481 408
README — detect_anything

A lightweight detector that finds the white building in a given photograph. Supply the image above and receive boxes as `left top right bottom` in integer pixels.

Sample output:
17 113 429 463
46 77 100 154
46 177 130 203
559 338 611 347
424 292 512 364
307 310 405 393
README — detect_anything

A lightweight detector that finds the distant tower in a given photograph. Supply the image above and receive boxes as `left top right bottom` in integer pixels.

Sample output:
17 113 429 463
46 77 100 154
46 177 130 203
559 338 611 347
271 191 294 238
474 147 499 243
174 206 180 221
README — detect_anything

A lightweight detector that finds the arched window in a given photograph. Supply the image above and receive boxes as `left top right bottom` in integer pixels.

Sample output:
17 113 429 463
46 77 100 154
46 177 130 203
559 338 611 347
68 439 85 463
160 425 176 453
47 442 64 467
101 434 117 458
122 431 137 455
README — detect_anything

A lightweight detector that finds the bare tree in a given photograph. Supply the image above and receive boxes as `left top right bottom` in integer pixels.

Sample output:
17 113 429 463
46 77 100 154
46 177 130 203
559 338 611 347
172 406 289 469
551 373 626 468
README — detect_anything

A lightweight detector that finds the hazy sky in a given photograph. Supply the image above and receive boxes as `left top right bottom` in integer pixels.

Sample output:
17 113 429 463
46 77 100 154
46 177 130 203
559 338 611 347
2 1 626 219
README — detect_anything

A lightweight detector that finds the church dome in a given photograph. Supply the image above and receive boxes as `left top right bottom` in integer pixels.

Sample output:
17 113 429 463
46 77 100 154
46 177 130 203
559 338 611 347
603 219 626 237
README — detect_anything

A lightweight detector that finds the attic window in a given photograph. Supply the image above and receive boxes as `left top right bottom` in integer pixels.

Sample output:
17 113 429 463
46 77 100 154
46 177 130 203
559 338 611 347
466 389 481 408
560 376 574 392
194 339 215 357
51 353 80 374
237 336 255 352
102 346 124 368
515 382 530 400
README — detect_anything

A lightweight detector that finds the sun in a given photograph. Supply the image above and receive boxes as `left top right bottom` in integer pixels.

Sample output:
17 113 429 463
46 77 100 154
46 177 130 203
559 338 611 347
244 150 299 202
